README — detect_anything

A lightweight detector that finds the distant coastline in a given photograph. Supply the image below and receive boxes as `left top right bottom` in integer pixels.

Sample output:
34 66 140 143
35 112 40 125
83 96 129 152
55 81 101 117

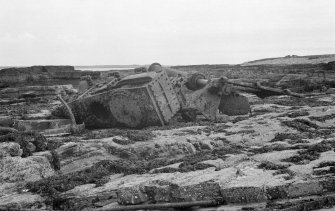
0 65 139 71
75 66 136 71
1 53 334 71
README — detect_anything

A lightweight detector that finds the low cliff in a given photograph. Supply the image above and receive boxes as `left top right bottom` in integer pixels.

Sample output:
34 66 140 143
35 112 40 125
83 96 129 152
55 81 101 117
0 66 101 87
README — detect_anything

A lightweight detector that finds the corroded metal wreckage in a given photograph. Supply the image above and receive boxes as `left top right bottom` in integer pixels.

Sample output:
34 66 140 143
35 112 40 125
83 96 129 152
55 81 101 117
53 63 303 128
72 69 181 128
54 64 231 128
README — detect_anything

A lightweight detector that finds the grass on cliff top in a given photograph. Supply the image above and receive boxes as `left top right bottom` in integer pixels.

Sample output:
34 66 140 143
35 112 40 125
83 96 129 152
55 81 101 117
242 54 335 66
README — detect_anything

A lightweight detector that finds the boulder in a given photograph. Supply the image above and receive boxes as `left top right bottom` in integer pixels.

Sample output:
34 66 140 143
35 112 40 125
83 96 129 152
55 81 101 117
0 156 55 183
33 150 60 170
286 181 323 198
0 116 14 127
326 88 335 94
57 174 123 210
0 85 77 98
200 159 225 169
15 119 72 132
0 193 46 210
149 162 182 173
119 136 198 160
117 167 237 205
0 126 18 135
55 142 119 174
200 154 248 170
57 168 237 208
186 137 215 150
220 161 288 203
22 110 51 120
0 183 19 197
0 142 22 158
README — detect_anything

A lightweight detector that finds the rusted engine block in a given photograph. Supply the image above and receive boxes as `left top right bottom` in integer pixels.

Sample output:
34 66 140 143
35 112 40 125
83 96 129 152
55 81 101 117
67 70 180 128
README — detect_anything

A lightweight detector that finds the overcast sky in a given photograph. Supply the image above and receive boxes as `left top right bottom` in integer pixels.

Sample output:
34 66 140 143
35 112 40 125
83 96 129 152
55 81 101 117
0 0 334 66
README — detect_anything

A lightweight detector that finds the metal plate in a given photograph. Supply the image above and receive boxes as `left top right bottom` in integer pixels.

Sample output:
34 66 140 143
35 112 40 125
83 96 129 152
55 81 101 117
219 93 250 116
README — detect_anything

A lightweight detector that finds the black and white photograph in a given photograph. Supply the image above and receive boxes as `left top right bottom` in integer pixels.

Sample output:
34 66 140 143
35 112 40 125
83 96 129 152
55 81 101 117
0 0 335 210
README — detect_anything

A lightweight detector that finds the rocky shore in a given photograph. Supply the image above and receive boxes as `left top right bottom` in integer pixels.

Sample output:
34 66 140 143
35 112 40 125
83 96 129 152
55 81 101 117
1 59 335 210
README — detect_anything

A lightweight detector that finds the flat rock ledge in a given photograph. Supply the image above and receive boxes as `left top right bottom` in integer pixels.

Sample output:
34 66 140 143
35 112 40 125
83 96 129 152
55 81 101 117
55 163 335 210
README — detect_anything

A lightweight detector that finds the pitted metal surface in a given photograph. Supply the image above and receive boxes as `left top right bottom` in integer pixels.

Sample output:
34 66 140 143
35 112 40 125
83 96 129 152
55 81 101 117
66 70 181 128
108 89 148 128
